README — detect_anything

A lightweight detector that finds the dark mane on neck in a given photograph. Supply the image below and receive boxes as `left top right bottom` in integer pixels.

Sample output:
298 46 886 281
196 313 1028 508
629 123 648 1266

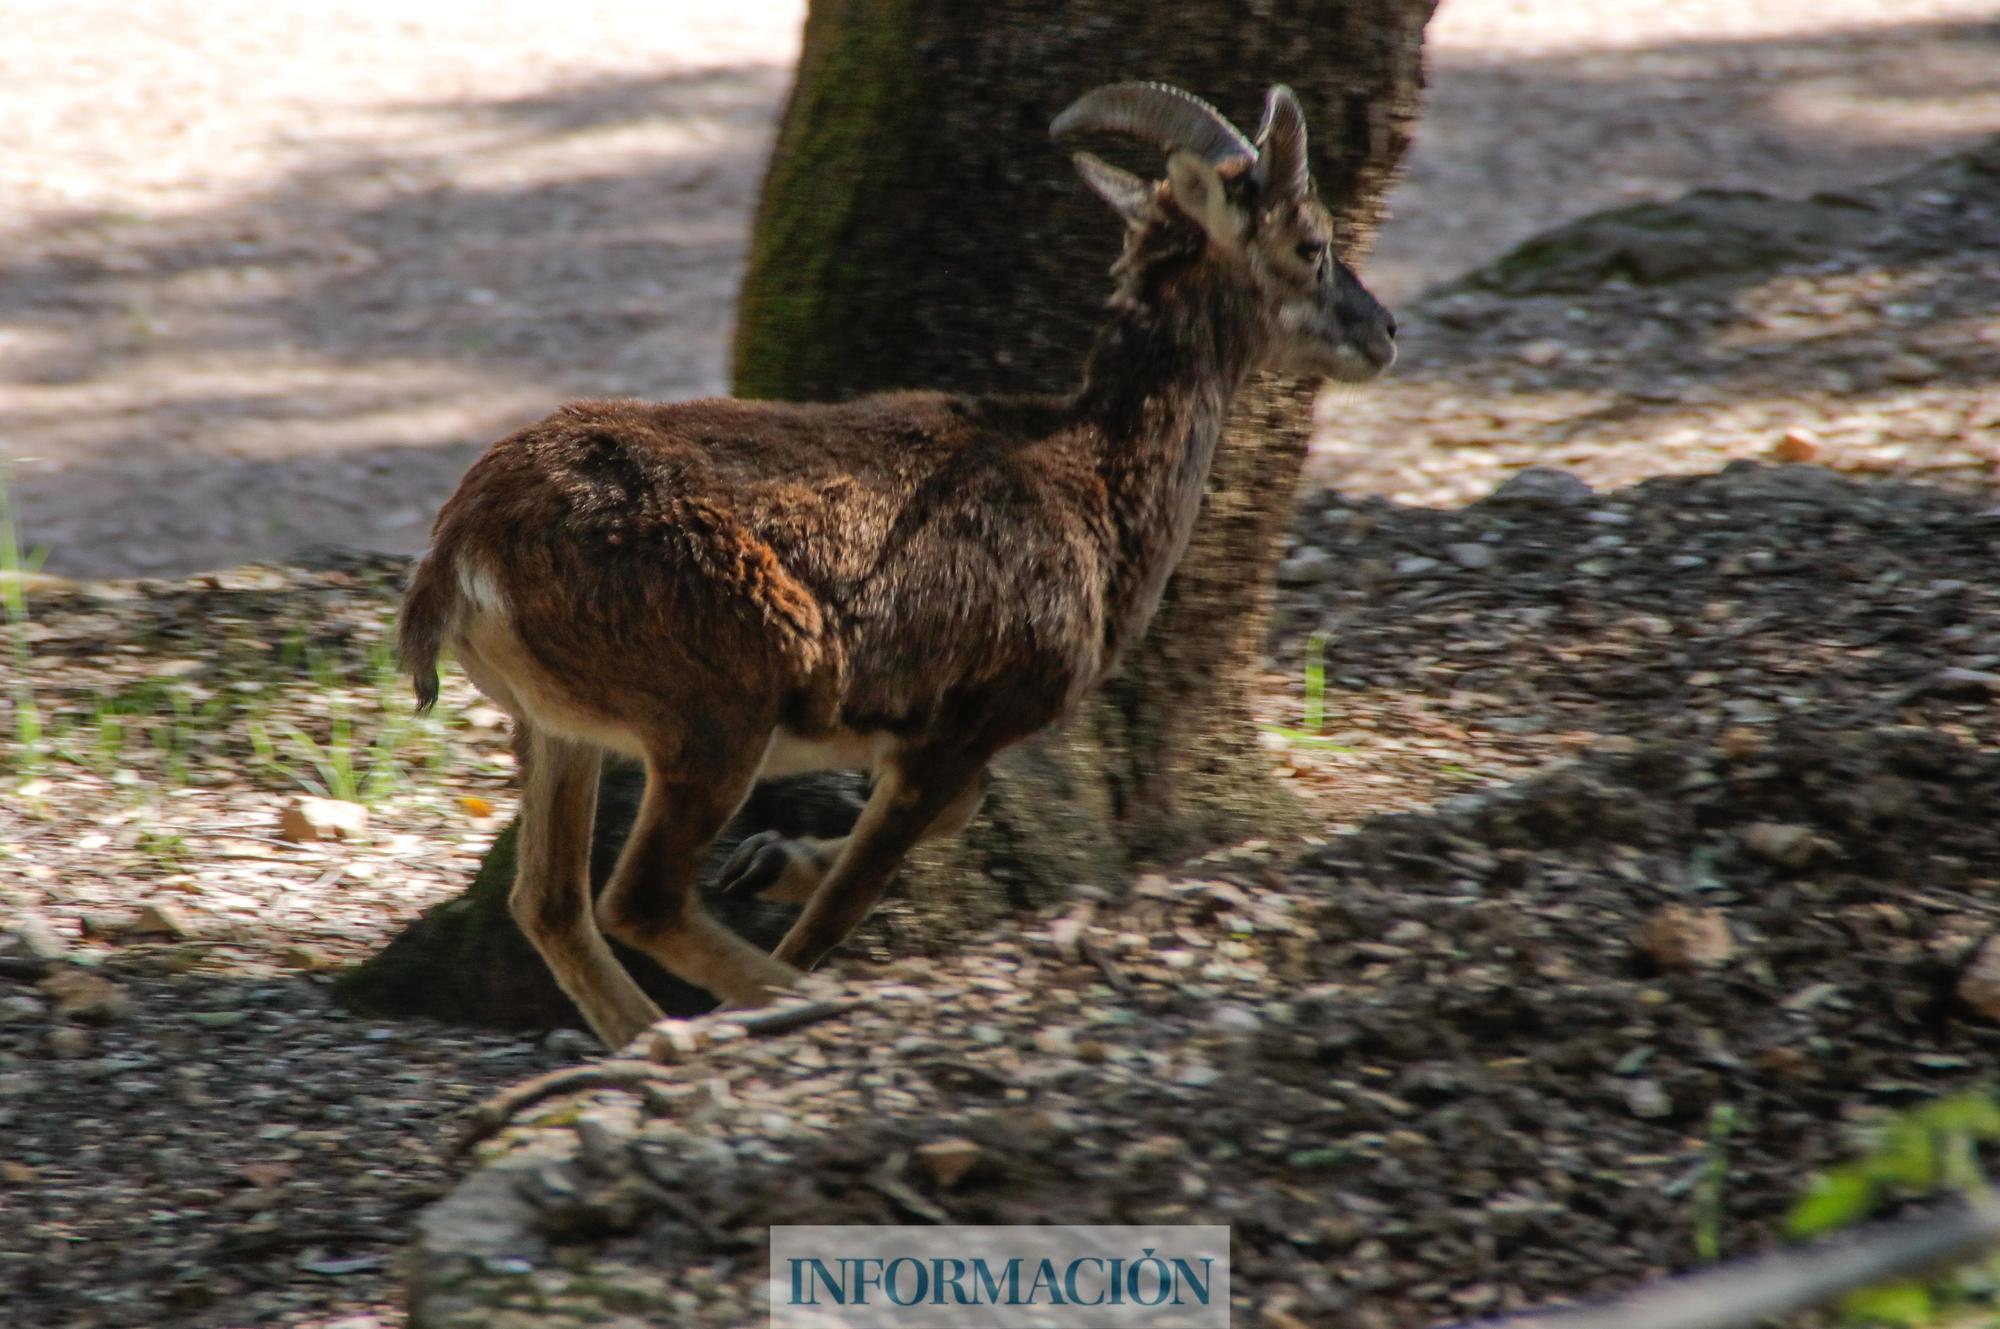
1071 206 1264 440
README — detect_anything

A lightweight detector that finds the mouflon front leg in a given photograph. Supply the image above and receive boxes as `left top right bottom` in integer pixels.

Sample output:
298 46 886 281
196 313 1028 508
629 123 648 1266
769 755 991 971
718 771 987 904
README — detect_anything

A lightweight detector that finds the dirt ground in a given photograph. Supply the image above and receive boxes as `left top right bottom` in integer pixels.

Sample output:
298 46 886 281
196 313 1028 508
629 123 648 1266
2 1 1998 577
4 4 2000 1328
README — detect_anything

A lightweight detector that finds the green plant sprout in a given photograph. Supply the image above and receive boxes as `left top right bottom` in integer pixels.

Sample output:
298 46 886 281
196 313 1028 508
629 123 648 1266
0 465 51 781
0 488 444 806
1267 631 1353 751
245 639 445 805
1695 1102 1739 1261
1787 1087 2000 1326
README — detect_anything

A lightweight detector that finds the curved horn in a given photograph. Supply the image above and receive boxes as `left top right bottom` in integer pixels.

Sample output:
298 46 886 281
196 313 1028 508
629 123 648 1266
1051 81 1256 167
1253 84 1310 198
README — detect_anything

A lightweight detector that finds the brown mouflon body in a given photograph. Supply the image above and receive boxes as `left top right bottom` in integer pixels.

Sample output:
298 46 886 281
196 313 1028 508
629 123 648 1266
400 82 1395 1049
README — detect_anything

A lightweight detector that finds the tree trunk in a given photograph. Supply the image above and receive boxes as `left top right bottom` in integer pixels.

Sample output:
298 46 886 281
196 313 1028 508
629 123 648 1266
342 0 1434 1030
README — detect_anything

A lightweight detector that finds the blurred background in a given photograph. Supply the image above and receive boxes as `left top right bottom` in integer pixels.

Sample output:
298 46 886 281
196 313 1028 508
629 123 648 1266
1 0 1996 578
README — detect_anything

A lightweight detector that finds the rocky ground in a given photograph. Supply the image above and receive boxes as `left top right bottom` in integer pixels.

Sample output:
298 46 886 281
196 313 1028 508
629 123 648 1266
405 456 2000 1325
6 131 2000 1321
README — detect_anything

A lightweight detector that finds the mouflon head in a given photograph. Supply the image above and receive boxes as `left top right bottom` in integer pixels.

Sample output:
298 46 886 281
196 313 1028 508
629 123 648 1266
1053 81 1396 383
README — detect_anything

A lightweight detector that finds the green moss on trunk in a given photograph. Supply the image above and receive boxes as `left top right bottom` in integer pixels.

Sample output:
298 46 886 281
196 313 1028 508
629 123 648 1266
733 0 918 401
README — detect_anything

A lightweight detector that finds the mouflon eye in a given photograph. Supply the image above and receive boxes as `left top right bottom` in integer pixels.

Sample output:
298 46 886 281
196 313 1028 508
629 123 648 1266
1295 238 1327 264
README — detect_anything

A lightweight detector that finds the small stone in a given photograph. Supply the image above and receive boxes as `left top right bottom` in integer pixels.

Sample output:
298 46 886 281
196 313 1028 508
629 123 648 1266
131 902 197 939
1637 906 1733 971
46 1025 92 1058
1446 542 1494 570
1756 1045 1817 1079
1450 1284 1501 1310
1209 1003 1263 1034
280 944 330 971
1 1160 36 1184
1032 1026 1077 1056
1394 555 1440 577
279 795 368 844
1121 1134 1188 1165
543 1027 596 1059
1773 427 1820 463
1882 351 1939 384
1489 467 1593 508
1717 726 1767 760
0 995 46 1024
1046 917 1084 962
463 704 510 731
573 1112 634 1175
39 970 131 1023
647 1021 705 1062
1517 339 1564 367
914 1138 981 1187
78 911 137 940
1923 667 2000 702
1277 546 1337 586
1625 1078 1672 1119
1739 822 1820 869
4 913 70 963
1956 936 2000 1021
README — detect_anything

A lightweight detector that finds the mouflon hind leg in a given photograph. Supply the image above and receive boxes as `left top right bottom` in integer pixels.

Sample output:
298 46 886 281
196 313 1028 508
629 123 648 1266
594 731 804 1020
510 725 667 1051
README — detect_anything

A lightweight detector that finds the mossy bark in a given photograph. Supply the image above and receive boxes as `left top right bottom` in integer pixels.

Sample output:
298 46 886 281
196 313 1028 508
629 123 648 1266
732 0 921 400
344 0 1436 1030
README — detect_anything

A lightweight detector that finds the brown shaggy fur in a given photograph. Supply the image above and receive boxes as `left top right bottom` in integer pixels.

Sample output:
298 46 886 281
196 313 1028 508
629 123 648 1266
400 87 1395 1049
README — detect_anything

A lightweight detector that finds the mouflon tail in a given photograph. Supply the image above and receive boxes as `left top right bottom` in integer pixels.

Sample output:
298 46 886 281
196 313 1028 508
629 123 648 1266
397 548 454 713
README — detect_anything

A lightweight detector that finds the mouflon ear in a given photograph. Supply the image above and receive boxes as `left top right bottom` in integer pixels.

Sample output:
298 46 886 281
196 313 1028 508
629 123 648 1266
1071 151 1152 224
1165 150 1246 248
1253 84 1310 200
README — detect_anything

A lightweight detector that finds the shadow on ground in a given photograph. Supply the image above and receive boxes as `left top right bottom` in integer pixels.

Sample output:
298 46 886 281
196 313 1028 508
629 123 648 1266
1 18 1997 577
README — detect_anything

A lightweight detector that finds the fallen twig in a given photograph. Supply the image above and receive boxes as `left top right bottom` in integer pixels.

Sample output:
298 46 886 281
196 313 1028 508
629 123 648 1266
864 1160 951 1225
456 998 859 1154
717 997 858 1037
1078 933 1135 995
455 1059 682 1154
